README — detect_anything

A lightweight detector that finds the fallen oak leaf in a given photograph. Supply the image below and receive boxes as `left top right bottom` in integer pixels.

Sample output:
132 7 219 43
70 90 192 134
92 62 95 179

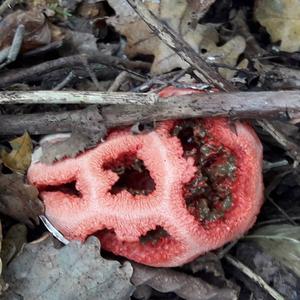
0 9 51 52
0 173 44 226
2 236 134 300
107 0 245 77
1 132 32 173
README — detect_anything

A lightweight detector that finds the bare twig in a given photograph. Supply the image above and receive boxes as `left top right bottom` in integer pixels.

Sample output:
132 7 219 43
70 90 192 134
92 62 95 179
267 197 297 226
107 70 146 92
41 63 118 88
264 169 297 225
135 70 185 92
0 24 24 69
0 54 151 88
216 240 239 259
23 41 63 57
0 90 158 105
80 56 102 91
225 255 284 300
52 72 75 91
126 0 234 92
263 159 289 172
257 120 300 163
108 71 129 92
256 62 300 90
0 47 10 63
256 216 300 226
0 0 17 16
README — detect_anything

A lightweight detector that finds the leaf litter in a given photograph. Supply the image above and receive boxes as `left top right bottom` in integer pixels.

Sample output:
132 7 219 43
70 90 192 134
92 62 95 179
1 236 135 300
107 0 246 79
0 0 300 299
1 132 32 173
0 173 44 226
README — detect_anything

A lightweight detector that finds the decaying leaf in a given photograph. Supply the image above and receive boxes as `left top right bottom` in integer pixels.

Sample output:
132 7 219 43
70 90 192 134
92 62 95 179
185 252 227 278
0 9 51 52
1 132 33 173
1 224 27 269
40 132 98 163
0 222 8 296
247 224 300 278
236 234 300 300
0 173 44 226
2 236 134 300
107 0 245 77
25 0 72 19
64 30 99 55
38 106 107 164
255 0 300 52
77 1 107 18
131 262 239 300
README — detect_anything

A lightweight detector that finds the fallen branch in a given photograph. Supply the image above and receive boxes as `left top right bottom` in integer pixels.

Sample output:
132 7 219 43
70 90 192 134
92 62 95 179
0 53 150 89
1 91 300 135
102 90 300 126
257 120 300 163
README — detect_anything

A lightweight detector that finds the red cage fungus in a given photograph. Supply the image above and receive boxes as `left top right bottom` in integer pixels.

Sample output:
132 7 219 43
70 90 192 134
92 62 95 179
27 87 264 267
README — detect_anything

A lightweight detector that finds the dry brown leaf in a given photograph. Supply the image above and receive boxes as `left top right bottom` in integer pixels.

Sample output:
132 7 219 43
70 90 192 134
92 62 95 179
255 0 300 52
0 173 44 226
0 9 51 52
1 132 32 173
107 0 245 77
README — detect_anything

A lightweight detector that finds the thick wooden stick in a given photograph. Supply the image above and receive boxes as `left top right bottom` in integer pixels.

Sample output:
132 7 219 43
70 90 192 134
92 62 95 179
102 90 300 126
0 109 99 135
1 91 300 135
0 91 158 105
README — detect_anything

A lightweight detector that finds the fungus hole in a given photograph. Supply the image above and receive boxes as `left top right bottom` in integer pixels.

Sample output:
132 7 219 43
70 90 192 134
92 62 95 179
172 120 237 224
40 181 82 197
103 153 156 196
173 123 198 153
139 226 169 245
